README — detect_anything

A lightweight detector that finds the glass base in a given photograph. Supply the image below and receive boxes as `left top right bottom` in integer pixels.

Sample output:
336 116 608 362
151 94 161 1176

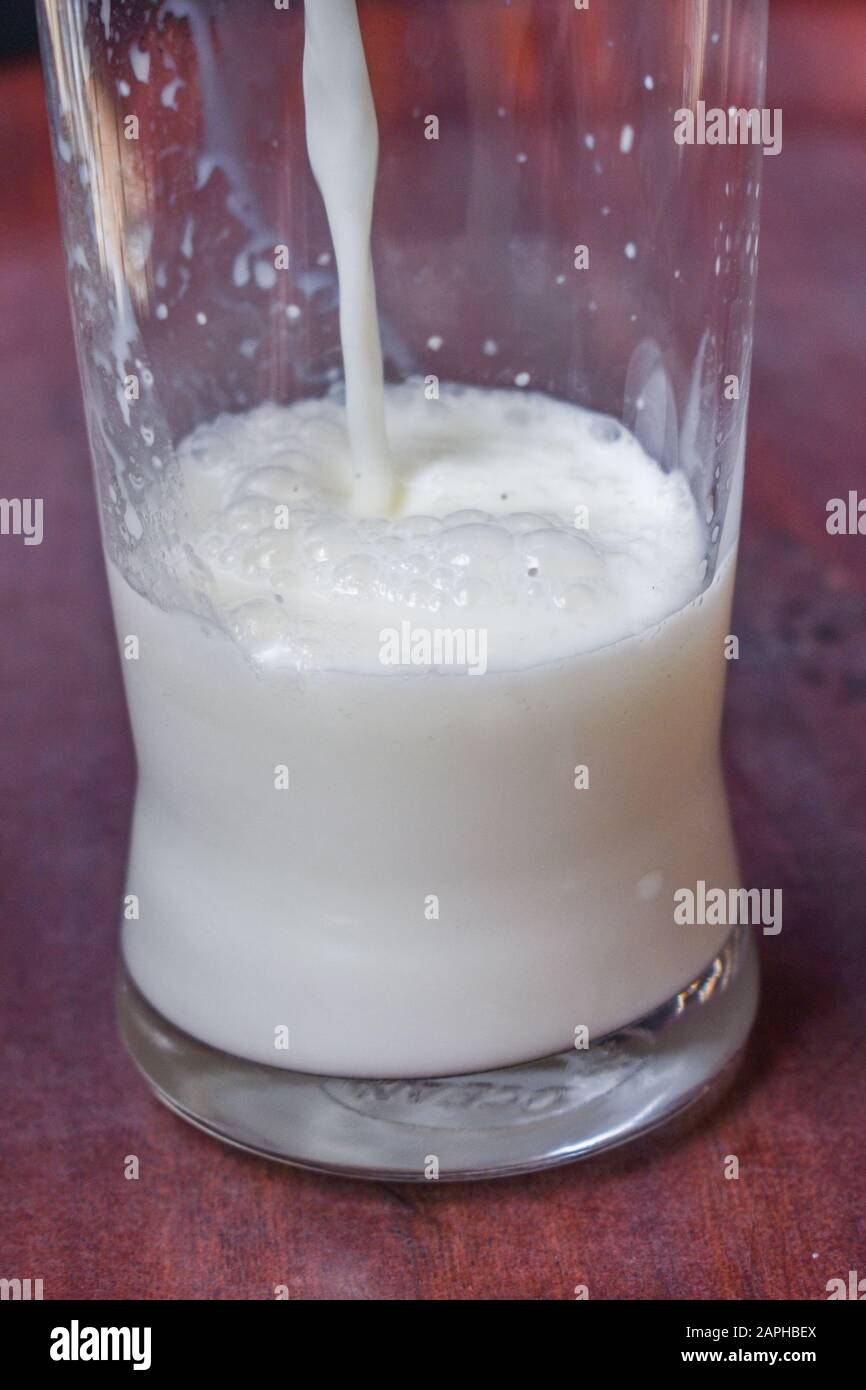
117 926 758 1181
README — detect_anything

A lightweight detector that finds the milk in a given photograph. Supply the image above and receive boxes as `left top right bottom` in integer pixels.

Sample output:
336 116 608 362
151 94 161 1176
115 3 739 1077
302 0 397 515
117 384 737 1077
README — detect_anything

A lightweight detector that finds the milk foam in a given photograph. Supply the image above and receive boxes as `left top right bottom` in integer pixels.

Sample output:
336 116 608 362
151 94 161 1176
174 382 708 672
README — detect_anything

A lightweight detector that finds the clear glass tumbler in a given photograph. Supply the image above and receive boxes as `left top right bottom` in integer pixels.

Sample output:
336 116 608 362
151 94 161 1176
39 0 765 1178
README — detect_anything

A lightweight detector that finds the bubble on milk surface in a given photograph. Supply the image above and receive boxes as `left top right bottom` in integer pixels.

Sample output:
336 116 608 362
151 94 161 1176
171 382 708 665
222 500 607 614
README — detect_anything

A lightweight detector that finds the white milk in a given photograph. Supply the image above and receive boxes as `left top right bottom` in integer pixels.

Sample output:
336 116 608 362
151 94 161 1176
302 0 397 515
117 385 738 1077
116 2 739 1077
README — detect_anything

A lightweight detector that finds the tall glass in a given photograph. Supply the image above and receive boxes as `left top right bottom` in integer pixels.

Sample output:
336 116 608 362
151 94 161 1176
38 0 765 1178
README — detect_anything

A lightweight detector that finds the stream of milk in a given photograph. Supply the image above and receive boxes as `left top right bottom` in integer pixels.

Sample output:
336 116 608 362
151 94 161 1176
302 0 397 515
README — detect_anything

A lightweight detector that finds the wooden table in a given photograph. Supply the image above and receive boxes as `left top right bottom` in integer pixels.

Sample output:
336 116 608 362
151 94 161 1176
1 1 864 1299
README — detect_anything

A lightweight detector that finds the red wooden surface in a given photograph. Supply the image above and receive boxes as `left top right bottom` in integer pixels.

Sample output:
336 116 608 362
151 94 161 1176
1 2 864 1300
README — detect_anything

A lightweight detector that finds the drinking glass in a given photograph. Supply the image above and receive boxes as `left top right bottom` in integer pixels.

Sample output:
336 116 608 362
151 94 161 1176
38 0 765 1178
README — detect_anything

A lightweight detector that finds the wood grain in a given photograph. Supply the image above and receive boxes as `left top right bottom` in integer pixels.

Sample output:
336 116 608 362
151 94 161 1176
1 1 864 1300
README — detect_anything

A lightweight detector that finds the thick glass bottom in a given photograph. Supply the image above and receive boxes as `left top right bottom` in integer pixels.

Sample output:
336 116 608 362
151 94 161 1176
117 926 758 1181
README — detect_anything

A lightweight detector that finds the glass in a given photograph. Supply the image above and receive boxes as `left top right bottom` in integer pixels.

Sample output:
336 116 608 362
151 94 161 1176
39 0 766 1178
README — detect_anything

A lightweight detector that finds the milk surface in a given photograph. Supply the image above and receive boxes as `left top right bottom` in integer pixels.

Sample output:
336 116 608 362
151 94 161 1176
169 382 710 672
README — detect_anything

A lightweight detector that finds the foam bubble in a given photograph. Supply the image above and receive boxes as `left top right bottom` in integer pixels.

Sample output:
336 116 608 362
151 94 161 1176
172 382 707 670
